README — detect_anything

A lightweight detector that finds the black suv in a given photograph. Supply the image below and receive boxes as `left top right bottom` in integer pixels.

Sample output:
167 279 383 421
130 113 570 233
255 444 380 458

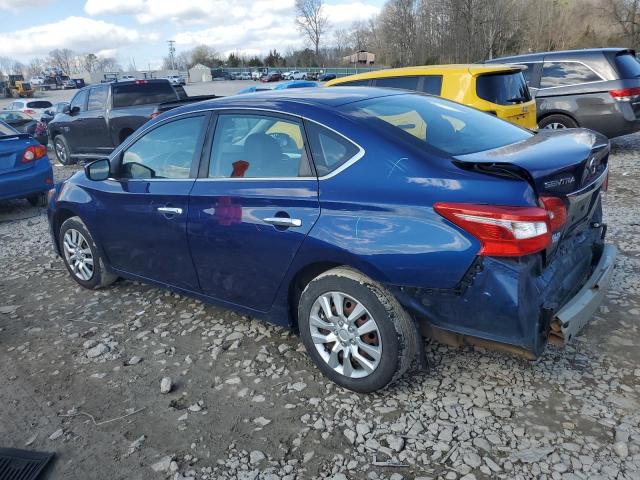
487 48 640 138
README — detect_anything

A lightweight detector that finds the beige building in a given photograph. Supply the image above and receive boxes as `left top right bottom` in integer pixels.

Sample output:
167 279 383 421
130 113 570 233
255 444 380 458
343 50 375 65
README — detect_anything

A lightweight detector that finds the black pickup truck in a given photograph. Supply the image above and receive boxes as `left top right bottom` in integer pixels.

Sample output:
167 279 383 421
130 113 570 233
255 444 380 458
48 79 216 165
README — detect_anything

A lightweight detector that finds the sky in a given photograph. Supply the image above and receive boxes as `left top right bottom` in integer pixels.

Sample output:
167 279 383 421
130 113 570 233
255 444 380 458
0 0 384 69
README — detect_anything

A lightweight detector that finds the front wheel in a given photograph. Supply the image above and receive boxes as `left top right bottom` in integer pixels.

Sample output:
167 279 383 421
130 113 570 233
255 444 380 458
59 216 117 289
298 267 418 393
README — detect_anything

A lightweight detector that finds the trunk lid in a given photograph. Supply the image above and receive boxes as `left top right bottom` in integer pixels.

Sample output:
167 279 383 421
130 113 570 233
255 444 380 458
453 129 609 252
0 133 33 175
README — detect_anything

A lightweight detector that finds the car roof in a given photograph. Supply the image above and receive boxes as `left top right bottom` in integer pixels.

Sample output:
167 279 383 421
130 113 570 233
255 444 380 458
488 47 633 63
325 64 523 86
169 87 407 116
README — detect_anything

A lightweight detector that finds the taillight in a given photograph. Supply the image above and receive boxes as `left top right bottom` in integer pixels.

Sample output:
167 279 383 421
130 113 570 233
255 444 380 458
603 172 609 192
434 203 551 257
135 80 148 84
539 196 567 232
610 87 640 101
23 109 36 115
22 145 48 163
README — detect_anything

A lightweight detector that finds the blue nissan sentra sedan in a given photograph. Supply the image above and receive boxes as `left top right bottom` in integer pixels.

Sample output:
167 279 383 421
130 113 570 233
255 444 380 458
0 120 53 206
48 88 616 392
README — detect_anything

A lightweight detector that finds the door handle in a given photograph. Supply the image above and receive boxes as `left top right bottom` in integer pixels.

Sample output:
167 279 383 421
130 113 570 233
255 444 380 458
157 207 183 215
263 217 302 228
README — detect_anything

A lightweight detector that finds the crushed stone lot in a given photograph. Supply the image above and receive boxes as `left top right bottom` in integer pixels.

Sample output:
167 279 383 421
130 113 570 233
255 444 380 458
0 137 639 480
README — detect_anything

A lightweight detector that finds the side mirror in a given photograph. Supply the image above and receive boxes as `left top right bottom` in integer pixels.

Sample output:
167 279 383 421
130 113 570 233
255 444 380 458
85 158 110 181
70 106 80 115
62 105 71 114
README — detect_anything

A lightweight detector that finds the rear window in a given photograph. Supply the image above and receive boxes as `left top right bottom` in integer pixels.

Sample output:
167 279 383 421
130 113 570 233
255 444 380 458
614 53 640 79
344 94 531 156
112 82 178 108
0 121 17 136
476 72 531 105
26 101 52 109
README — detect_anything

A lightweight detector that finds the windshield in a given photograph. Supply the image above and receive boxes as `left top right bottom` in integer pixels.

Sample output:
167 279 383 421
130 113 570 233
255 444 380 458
476 71 531 105
344 94 532 156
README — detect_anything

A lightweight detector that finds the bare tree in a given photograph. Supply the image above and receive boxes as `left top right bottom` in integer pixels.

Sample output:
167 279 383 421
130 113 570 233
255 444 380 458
295 0 329 60
607 0 640 47
48 48 75 74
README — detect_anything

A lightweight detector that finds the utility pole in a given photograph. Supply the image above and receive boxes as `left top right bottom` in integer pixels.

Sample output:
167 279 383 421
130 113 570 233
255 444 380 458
167 40 176 71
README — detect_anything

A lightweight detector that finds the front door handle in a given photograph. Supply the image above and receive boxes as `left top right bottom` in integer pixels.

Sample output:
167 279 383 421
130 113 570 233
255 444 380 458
157 207 183 215
263 217 302 228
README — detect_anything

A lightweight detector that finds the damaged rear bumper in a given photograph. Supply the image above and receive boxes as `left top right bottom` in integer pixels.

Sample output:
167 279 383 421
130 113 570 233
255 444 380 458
549 244 616 345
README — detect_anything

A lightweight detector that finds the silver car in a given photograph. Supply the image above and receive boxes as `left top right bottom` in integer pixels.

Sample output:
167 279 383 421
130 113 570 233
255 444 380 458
488 48 640 138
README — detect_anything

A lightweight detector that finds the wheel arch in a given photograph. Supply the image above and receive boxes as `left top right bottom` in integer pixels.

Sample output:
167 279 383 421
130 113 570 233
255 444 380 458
51 207 78 255
537 110 580 126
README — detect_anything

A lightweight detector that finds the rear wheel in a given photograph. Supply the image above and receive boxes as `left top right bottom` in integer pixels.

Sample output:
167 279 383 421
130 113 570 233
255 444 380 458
59 216 117 289
53 135 73 165
298 267 418 393
539 114 578 130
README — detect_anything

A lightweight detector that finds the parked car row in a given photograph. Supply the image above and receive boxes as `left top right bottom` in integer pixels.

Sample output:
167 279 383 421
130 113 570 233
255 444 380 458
1 49 625 395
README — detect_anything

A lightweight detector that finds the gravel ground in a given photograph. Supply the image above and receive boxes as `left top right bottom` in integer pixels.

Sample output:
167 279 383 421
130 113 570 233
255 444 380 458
0 133 639 480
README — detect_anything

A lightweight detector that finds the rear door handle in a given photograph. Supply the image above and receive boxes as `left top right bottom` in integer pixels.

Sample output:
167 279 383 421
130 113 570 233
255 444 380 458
263 217 302 228
157 207 183 215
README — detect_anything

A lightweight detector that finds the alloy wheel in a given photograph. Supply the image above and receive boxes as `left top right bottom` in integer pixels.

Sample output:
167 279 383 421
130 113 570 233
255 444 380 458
62 228 94 281
309 291 382 379
55 138 67 163
543 122 567 130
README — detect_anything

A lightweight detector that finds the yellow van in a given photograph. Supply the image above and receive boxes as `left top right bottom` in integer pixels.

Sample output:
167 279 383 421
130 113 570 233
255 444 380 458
325 65 537 129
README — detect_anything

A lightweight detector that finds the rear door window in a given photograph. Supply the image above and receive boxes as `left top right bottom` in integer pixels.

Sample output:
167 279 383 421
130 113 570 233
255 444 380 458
112 82 178 107
519 63 537 84
209 114 312 178
420 76 443 95
305 121 360 176
613 53 640 79
336 79 371 87
540 62 601 88
374 76 420 91
476 71 531 105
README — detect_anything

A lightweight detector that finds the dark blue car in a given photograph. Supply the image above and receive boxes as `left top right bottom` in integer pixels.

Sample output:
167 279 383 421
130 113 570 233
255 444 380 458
0 120 53 206
48 88 616 392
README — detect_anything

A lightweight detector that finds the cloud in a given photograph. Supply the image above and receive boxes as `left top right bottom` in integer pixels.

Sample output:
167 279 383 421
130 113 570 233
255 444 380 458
0 0 50 11
166 1 380 54
0 16 156 57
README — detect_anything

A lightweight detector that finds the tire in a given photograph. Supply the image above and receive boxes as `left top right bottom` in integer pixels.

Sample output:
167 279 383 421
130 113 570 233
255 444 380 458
298 267 418 393
538 114 578 130
53 135 74 165
27 192 48 207
59 216 117 289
